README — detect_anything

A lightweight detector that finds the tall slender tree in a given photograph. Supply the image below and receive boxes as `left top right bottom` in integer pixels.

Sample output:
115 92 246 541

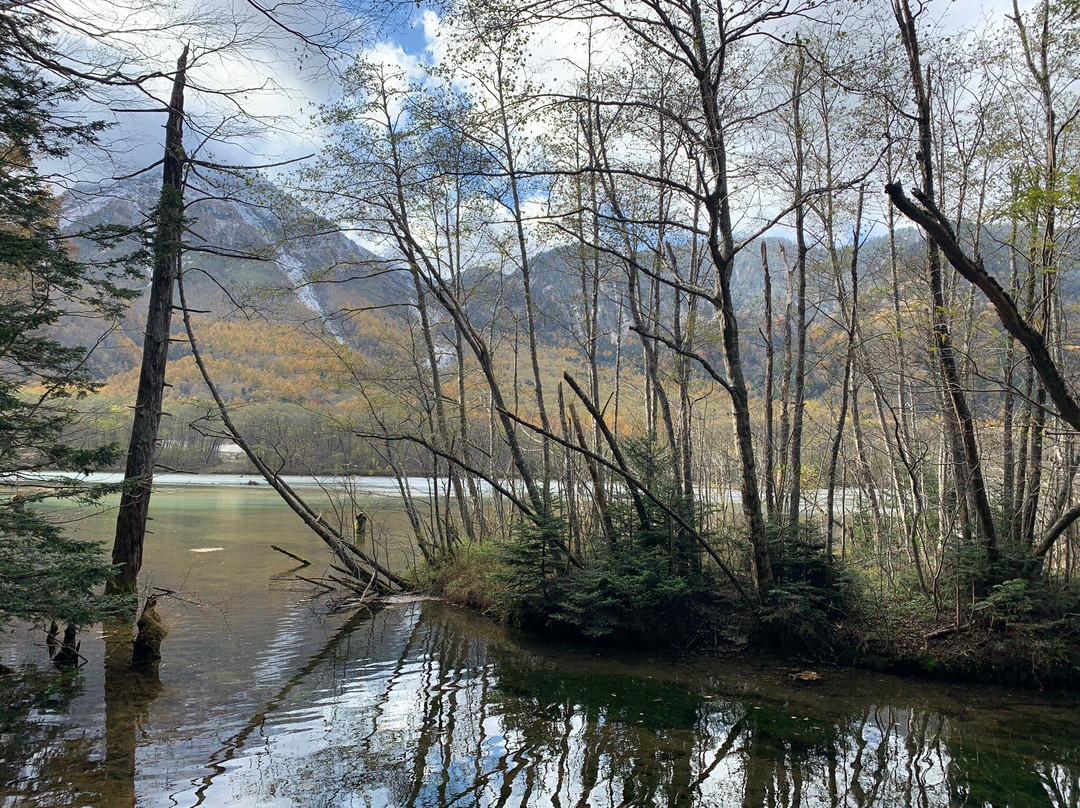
109 47 188 594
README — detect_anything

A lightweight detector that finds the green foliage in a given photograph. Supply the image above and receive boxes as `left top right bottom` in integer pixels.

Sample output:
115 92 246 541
974 578 1039 626
497 439 745 648
0 11 137 626
759 521 855 657
963 578 1080 685
947 523 1043 598
499 510 738 647
497 513 571 631
549 541 731 647
0 495 131 627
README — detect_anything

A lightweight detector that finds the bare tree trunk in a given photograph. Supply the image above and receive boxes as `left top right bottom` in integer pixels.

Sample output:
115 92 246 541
1002 199 1021 535
761 241 777 520
777 243 794 511
893 0 997 560
109 47 188 595
1022 386 1048 547
863 363 928 593
492 53 554 494
887 196 915 458
851 383 885 546
787 52 809 528
826 192 865 562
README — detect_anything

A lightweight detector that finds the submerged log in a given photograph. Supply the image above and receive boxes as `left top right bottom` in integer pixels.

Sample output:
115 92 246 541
271 544 311 566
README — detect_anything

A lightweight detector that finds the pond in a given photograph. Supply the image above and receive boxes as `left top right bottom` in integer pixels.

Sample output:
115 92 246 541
2 484 1080 807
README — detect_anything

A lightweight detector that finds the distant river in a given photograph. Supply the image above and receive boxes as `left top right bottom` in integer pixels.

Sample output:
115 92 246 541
1 484 1079 807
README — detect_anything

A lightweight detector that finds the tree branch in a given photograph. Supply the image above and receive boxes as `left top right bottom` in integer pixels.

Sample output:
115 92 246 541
885 181 1080 434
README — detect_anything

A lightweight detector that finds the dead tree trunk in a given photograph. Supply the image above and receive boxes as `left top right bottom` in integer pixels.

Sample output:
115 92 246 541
109 46 188 594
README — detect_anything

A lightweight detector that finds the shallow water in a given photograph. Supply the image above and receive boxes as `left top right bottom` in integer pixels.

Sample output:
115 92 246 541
2 487 1080 807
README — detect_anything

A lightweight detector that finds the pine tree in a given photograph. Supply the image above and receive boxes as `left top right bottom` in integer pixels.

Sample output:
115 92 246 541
0 10 137 631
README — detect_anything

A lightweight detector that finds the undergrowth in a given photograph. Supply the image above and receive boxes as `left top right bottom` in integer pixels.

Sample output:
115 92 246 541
413 439 1080 686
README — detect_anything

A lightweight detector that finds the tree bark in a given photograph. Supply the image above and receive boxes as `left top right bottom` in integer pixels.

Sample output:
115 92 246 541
891 0 998 559
761 241 777 520
109 46 187 594
826 192 864 562
787 51 809 528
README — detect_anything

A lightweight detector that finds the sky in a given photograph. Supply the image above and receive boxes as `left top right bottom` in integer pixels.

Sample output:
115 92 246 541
54 0 1022 200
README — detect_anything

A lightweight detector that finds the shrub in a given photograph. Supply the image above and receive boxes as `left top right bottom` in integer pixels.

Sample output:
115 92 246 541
758 520 856 657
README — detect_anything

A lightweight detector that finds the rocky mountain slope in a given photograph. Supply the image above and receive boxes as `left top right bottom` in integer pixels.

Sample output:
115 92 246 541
59 173 409 381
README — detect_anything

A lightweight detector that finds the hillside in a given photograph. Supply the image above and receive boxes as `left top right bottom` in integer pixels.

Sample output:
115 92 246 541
58 173 410 381
53 174 1054 478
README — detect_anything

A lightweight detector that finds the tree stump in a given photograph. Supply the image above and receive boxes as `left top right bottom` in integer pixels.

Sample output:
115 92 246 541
132 596 167 665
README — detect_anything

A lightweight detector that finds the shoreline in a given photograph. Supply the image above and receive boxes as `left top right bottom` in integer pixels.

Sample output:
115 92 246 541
427 560 1080 693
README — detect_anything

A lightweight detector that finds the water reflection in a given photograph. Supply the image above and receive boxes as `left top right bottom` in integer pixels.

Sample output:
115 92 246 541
0 668 90 806
0 626 162 808
3 601 1080 807
166 602 1080 808
103 622 162 808
190 606 382 805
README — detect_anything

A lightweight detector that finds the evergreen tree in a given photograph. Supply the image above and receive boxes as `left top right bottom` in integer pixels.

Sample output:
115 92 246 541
0 10 137 630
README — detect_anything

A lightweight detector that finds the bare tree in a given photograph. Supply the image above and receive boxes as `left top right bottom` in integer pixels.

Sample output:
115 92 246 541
108 48 188 593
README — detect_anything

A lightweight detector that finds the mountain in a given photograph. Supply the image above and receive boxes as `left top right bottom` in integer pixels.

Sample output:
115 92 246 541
59 173 410 381
52 176 1060 476
58 172 1040 395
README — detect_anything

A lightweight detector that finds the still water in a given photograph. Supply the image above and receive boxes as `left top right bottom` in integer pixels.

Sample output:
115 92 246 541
2 485 1080 807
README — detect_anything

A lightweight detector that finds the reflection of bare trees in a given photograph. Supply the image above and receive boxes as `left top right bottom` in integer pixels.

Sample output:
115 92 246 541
0 624 163 808
5 604 1078 806
175 603 1078 808
188 605 387 805
1039 764 1080 808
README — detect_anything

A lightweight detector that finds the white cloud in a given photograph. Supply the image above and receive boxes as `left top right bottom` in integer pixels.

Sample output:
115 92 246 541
44 0 1038 201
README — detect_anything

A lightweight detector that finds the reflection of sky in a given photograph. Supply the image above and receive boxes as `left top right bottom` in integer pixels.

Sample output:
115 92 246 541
172 603 1078 807
7 596 1080 807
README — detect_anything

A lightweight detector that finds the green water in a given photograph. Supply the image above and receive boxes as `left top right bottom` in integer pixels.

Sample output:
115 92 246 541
2 486 1080 807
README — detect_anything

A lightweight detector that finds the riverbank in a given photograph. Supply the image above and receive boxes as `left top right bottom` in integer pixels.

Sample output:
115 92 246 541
422 544 1080 691
839 589 1080 689
7 470 449 492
